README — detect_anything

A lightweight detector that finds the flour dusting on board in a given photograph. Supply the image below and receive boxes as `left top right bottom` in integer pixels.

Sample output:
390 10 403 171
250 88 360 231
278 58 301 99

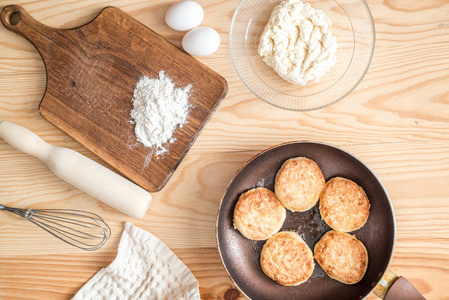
130 71 192 156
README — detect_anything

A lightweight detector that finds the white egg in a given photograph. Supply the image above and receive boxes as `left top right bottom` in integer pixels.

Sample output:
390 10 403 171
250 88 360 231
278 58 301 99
182 27 220 57
165 1 204 31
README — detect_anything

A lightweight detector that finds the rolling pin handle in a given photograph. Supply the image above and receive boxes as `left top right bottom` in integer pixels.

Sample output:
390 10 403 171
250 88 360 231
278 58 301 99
0 121 52 162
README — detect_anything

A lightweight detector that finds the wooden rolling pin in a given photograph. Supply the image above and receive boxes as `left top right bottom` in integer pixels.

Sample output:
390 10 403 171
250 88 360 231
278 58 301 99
0 121 152 219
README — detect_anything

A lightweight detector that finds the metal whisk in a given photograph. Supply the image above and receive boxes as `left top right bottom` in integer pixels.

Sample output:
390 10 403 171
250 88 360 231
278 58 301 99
0 204 111 251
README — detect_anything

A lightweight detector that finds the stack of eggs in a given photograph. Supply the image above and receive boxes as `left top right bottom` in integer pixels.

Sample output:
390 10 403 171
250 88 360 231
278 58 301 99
165 1 220 57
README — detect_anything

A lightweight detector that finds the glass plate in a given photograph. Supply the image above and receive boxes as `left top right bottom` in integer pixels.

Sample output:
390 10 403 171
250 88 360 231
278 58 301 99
230 0 375 111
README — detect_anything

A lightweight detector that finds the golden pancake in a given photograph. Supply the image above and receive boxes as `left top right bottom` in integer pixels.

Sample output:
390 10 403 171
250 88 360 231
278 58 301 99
314 230 368 284
260 231 315 286
233 187 286 240
275 157 325 212
319 177 370 232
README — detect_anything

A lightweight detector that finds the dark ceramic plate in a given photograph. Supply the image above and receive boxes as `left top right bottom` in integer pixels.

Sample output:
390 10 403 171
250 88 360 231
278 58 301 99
216 141 396 300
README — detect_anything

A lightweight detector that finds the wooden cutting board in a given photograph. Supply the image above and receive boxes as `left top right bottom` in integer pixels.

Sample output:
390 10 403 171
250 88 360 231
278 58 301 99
1 5 228 192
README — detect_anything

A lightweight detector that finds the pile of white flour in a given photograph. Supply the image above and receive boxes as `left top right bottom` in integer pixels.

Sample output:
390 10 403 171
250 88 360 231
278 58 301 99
130 71 191 155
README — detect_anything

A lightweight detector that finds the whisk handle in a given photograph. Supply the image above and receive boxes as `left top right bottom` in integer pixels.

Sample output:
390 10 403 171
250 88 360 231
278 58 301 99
0 121 53 161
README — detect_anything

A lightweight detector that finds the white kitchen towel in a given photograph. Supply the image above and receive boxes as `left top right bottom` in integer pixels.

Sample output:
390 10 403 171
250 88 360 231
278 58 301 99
72 222 200 300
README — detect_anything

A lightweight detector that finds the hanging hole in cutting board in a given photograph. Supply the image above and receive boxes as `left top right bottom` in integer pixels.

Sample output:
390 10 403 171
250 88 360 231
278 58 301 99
9 12 20 25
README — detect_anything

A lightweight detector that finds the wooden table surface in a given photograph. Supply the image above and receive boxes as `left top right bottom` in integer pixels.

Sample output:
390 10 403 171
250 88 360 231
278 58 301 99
0 0 448 299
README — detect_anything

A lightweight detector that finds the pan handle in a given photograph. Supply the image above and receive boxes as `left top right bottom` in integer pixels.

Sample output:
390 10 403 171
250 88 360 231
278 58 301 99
372 269 426 299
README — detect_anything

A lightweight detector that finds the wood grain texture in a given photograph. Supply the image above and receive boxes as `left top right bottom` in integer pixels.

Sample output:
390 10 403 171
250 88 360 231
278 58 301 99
0 4 227 192
0 0 448 299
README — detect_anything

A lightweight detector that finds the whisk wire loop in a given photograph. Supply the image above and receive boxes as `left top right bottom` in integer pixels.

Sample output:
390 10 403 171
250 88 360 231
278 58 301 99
31 214 106 239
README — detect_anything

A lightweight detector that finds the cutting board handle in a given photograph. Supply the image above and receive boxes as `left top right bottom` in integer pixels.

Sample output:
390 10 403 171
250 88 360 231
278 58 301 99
1 5 56 52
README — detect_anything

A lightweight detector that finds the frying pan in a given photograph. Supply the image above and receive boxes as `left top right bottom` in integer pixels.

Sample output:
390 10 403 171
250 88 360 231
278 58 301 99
216 141 425 299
